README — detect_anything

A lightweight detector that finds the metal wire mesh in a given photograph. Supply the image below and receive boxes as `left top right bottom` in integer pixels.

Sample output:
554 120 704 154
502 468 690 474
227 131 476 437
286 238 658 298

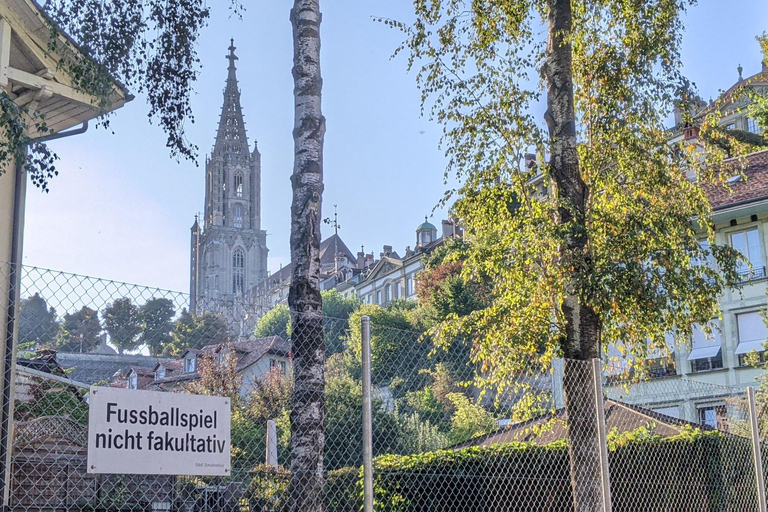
1 262 767 511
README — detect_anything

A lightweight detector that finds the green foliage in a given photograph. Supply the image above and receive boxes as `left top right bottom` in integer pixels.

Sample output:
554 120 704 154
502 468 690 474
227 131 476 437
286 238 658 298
346 303 431 392
510 390 552 423
322 289 360 357
747 32 768 132
14 385 89 424
166 309 230 355
444 392 497 445
0 92 59 190
254 305 291 339
389 0 743 395
57 306 101 353
246 369 293 425
18 294 60 348
324 365 401 470
371 428 752 512
254 290 358 357
248 465 362 512
138 298 175 355
395 412 449 454
102 297 140 354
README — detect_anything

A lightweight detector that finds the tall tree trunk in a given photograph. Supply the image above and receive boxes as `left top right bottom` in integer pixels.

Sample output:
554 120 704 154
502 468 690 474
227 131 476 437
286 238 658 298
288 2 326 512
544 1 603 511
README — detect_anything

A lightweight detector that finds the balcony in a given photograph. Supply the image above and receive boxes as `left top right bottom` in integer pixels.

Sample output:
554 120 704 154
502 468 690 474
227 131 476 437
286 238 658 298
735 266 766 283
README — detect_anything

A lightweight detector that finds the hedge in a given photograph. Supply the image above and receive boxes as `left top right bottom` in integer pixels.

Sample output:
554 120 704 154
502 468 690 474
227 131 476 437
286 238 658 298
248 429 761 512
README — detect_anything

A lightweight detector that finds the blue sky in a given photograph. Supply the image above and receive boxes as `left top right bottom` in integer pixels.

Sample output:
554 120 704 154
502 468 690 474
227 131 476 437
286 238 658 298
20 0 768 294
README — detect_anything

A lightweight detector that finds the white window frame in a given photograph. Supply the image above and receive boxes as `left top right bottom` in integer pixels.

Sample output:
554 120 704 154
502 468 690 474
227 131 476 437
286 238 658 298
729 226 764 281
185 355 197 373
128 372 138 389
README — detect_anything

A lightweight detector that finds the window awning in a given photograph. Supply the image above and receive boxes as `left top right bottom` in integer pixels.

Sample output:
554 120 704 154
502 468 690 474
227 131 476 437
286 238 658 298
735 340 766 355
687 345 721 361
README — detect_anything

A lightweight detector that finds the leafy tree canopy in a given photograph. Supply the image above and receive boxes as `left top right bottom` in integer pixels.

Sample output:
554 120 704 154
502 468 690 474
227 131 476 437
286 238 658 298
392 0 745 392
139 298 176 356
18 293 60 348
254 305 291 340
57 306 101 353
166 309 230 356
102 298 140 354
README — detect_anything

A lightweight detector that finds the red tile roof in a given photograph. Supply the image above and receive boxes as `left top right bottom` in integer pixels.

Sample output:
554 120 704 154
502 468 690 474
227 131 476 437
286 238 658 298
705 150 768 210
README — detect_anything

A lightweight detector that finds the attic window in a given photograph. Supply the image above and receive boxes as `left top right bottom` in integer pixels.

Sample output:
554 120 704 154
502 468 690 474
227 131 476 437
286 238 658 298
156 367 166 380
727 175 742 184
185 355 197 373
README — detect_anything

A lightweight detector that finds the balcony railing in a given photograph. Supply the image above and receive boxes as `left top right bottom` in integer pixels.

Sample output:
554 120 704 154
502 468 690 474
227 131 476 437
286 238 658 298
736 266 766 282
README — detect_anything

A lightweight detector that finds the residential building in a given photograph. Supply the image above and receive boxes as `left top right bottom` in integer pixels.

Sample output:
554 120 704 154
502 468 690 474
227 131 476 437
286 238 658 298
592 64 768 428
149 336 291 397
189 40 269 334
355 218 462 307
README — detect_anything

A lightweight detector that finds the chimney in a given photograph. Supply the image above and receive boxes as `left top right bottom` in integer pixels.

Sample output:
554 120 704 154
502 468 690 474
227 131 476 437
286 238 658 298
763 60 767 73
383 245 393 257
524 153 537 173
442 219 455 239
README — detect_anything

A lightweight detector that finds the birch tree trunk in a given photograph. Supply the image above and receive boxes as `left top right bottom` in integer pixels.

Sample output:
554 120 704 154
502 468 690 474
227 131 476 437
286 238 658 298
544 1 603 510
288 2 326 512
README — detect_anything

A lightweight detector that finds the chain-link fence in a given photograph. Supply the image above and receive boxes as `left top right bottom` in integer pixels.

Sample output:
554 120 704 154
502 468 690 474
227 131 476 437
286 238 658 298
3 262 768 511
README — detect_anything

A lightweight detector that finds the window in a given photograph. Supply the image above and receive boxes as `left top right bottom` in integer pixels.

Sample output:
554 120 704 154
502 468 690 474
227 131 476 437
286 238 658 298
645 334 676 378
385 284 391 303
235 173 243 197
376 290 382 304
698 404 728 430
748 117 763 134
730 228 764 280
234 204 243 228
736 311 768 366
155 367 166 380
421 231 432 245
725 122 736 131
653 406 680 419
394 283 400 299
367 294 373 304
185 355 197 373
407 277 414 296
233 249 245 294
688 323 723 373
128 371 137 389
270 358 287 374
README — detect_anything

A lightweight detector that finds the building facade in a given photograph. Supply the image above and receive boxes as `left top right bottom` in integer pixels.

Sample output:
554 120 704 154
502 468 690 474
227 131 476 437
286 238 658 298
190 41 268 331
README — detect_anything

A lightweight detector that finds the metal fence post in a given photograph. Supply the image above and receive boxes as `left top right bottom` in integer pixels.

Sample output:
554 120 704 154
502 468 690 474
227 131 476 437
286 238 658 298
747 386 767 512
361 316 373 512
592 358 613 512
266 420 278 467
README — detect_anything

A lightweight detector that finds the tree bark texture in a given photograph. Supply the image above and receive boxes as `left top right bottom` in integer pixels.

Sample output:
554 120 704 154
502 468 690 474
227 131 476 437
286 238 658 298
288 2 326 512
544 1 603 510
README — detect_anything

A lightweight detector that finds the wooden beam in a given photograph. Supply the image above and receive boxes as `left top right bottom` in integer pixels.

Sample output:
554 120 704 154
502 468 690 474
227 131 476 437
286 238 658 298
6 66 97 107
0 18 11 88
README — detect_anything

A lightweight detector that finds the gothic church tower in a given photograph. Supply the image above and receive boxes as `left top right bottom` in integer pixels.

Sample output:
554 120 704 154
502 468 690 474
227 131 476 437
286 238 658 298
190 40 268 319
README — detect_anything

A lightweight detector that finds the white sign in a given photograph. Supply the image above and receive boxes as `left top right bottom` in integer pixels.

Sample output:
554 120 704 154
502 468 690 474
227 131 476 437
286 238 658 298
87 387 231 476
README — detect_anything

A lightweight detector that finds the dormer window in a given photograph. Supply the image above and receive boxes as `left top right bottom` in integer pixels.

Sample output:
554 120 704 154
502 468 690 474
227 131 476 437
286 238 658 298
185 355 197 373
155 367 166 380
128 371 137 390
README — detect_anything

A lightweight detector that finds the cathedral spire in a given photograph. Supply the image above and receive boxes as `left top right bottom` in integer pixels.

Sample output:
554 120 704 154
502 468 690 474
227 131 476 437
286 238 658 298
212 39 249 158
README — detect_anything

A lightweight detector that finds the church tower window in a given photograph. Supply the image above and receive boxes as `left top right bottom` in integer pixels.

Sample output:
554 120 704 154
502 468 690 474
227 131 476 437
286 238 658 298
235 173 244 197
234 204 243 228
233 249 245 294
